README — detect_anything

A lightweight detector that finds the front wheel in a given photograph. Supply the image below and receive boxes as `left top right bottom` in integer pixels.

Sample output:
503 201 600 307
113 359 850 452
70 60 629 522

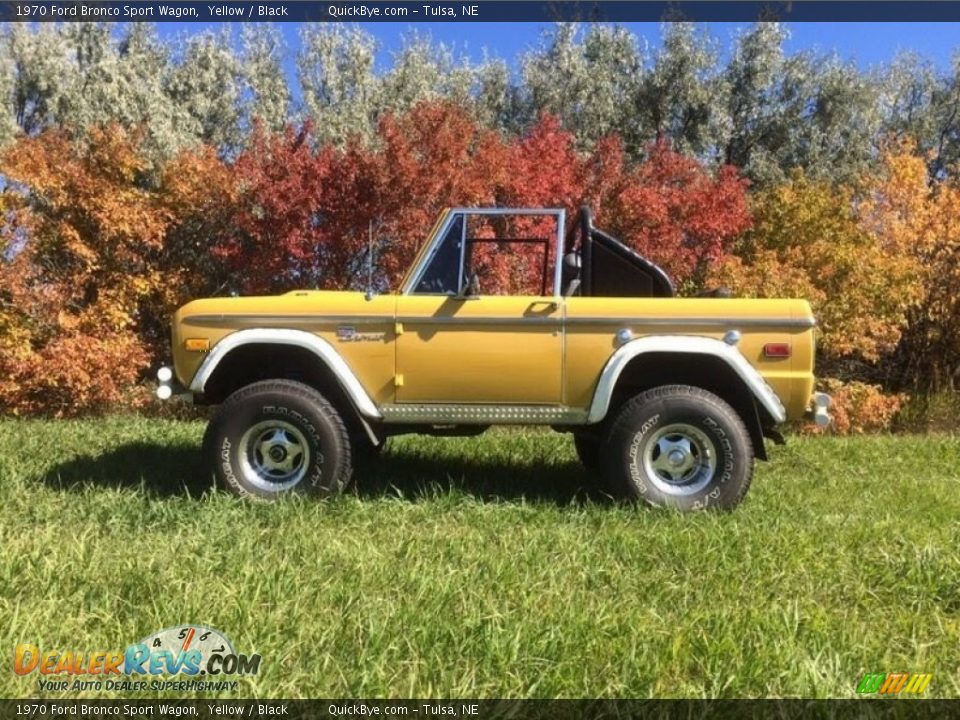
600 385 754 511
203 379 353 500
572 431 601 474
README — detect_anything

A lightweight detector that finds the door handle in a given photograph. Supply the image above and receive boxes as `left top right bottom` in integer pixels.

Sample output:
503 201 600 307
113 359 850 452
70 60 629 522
527 300 559 314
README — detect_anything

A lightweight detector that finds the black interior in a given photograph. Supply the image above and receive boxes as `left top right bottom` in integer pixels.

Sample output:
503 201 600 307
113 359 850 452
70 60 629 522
561 207 675 298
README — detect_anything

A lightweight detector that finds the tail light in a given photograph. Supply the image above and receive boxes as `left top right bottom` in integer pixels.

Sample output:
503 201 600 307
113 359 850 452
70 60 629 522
764 343 791 359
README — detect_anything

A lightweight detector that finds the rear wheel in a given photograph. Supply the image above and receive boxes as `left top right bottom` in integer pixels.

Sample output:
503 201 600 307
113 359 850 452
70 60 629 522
203 379 352 500
600 385 754 511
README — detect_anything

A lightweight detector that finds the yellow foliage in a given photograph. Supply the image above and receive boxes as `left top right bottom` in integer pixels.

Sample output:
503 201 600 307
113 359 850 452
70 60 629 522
860 141 960 388
711 170 924 362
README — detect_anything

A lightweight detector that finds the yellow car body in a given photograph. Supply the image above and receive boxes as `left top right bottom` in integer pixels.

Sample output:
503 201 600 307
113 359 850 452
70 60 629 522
159 207 827 507
171 291 815 422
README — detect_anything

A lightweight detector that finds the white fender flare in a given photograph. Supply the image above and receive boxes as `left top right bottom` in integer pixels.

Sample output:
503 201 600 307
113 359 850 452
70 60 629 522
189 328 382 419
587 335 787 424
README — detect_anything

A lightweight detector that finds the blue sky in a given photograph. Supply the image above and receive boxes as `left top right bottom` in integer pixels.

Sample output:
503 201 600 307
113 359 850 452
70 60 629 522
155 21 959 81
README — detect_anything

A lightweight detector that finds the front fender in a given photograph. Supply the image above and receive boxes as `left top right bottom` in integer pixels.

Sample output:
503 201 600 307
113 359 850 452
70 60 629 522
189 328 382 419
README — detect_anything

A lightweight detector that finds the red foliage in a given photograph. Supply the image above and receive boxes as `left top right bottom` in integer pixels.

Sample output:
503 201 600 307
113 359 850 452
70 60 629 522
225 105 508 294
1 104 753 415
593 140 752 284
220 124 332 293
220 104 750 294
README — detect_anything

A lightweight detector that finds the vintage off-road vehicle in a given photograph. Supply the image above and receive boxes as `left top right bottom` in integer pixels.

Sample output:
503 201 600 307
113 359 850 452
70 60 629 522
157 207 830 510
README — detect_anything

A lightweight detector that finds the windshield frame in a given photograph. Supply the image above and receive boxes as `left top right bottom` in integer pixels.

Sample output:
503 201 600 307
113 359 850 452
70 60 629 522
400 208 566 297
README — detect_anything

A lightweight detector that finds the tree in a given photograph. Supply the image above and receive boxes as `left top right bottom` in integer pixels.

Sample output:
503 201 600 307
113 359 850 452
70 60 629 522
297 25 519 147
591 139 751 286
522 24 644 151
710 170 923 365
0 32 16 147
222 102 508 294
380 32 475 113
0 124 237 415
0 22 238 162
789 57 883 186
881 53 960 180
166 28 244 152
859 143 960 389
240 24 291 134
297 24 381 146
473 56 522 133
0 126 165 414
721 23 799 185
1 23 71 137
635 22 725 158
928 54 960 178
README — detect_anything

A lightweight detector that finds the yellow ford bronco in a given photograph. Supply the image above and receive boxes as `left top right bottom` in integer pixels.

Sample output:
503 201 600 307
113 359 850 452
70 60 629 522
158 207 830 510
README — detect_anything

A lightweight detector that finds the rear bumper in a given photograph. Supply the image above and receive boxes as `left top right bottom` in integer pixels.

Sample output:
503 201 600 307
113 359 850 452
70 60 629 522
806 392 832 427
155 366 192 402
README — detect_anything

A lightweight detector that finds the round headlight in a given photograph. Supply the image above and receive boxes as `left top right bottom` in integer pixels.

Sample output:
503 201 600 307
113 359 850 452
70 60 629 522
157 367 173 383
156 385 173 400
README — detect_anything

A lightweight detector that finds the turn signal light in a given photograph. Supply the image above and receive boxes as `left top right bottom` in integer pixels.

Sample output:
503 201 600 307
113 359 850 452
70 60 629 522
764 343 791 358
184 338 210 352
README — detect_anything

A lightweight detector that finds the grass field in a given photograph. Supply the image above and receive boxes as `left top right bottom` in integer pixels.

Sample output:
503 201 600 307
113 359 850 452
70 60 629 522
1 417 958 699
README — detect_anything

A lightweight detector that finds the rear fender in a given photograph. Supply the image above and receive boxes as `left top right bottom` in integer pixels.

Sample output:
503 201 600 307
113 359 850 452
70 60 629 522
587 335 787 426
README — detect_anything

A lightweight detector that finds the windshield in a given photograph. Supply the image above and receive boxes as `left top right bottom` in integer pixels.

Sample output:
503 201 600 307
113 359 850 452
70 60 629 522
413 215 464 295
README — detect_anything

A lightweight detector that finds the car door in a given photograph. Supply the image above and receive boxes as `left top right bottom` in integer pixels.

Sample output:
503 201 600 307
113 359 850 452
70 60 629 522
394 211 564 406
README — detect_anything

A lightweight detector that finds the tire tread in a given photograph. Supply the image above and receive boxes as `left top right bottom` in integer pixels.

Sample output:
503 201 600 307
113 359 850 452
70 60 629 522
601 384 755 510
204 379 352 499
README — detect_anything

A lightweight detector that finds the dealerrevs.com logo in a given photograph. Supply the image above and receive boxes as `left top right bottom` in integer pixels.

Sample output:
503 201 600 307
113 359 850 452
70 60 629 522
856 671 933 696
14 625 261 693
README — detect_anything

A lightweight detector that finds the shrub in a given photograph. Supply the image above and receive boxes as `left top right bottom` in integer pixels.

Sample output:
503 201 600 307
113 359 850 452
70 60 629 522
805 379 908 435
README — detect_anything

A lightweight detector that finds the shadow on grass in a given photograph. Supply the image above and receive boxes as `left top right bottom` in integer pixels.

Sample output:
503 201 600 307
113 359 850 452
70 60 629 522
42 441 606 506
352 448 608 507
42 442 210 498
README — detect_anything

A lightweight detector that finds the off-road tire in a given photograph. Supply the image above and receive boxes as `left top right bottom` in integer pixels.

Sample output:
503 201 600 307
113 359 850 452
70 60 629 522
572 431 601 474
203 379 352 500
600 385 754 511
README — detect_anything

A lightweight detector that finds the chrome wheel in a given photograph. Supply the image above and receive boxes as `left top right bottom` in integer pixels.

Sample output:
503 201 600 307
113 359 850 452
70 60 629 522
239 420 310 492
642 423 717 496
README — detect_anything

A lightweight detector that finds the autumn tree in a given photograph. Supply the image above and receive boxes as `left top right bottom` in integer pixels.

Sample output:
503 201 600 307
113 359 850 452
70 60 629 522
0 126 163 414
594 140 751 286
0 124 236 415
219 102 749 296
710 170 924 367
221 103 508 294
860 143 960 389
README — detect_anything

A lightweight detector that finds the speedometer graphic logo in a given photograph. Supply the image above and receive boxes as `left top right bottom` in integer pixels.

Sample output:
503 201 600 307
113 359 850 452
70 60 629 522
128 624 260 677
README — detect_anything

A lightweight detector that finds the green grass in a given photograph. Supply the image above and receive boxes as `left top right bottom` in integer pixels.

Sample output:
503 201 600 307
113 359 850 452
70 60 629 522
1 418 958 699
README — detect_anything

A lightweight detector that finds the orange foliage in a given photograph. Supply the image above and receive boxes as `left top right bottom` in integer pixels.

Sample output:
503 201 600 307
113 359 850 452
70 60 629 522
709 171 924 363
804 379 908 435
0 125 235 416
859 142 960 389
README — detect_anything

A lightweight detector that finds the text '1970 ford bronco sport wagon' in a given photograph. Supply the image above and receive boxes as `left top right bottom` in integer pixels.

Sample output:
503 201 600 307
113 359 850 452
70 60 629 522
157 207 830 510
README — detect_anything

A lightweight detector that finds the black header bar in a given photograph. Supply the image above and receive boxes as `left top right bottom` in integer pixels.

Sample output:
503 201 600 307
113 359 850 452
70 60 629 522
3 1 960 23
